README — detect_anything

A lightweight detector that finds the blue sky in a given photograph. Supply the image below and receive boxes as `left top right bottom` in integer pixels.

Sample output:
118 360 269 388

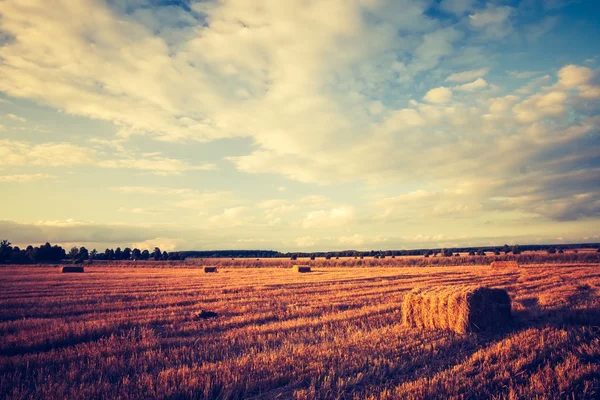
0 0 599 251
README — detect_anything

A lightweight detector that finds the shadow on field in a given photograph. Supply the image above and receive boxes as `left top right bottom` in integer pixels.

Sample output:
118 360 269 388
513 305 600 329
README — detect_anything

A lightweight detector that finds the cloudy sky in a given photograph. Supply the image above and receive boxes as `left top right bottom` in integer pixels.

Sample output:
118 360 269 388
1 0 599 252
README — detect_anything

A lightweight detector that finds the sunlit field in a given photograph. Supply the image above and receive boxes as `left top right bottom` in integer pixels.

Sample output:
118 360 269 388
1 263 599 399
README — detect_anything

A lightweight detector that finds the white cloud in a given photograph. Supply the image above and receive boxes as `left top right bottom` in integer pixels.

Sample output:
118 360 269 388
446 68 489 82
5 113 26 122
175 192 236 210
513 91 568 123
111 186 196 196
302 206 355 228
469 6 514 38
423 86 453 104
0 139 213 175
117 207 164 215
0 173 55 182
208 207 253 227
295 236 316 248
455 78 488 91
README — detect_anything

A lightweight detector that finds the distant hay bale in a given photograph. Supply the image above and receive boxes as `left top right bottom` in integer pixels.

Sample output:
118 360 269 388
293 265 311 273
204 266 218 273
402 286 511 334
62 266 84 273
491 261 519 269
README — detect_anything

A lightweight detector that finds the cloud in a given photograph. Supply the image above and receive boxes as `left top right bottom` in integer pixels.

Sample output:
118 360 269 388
208 207 254 227
423 86 453 103
0 173 55 182
455 78 488 91
0 139 213 175
439 0 476 15
446 68 489 82
302 206 355 229
295 236 316 248
513 91 567 123
117 207 164 215
111 186 196 196
469 6 514 38
5 113 26 122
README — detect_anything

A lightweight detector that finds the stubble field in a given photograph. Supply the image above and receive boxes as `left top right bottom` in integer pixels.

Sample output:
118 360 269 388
1 264 599 399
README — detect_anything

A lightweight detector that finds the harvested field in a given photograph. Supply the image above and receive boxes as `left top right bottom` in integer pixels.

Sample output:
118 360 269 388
491 261 519 269
1 264 600 399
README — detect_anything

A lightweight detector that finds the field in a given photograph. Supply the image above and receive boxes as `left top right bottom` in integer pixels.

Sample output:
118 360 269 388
1 264 600 399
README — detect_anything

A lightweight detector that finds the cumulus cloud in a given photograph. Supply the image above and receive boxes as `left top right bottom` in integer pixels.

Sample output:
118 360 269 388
423 86 453 104
455 78 488 91
0 173 55 182
469 6 514 38
0 139 213 175
302 206 355 229
446 68 489 82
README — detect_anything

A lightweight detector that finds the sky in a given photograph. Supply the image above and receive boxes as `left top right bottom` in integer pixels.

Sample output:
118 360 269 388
0 0 599 252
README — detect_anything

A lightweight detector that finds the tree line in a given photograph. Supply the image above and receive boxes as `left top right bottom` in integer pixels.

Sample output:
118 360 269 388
1 239 599 264
0 240 183 264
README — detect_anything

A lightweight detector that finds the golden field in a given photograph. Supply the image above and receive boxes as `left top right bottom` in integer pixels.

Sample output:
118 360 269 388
1 263 599 399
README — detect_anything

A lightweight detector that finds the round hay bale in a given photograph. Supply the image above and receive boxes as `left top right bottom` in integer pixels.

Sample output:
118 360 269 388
293 265 311 273
62 266 84 273
402 286 511 334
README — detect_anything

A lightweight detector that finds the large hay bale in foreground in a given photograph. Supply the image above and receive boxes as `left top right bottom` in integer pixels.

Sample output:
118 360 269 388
293 265 311 273
204 266 218 273
62 266 84 273
491 261 519 269
402 286 511 334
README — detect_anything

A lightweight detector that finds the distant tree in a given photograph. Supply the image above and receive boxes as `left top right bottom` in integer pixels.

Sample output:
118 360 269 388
441 248 453 257
547 247 556 254
162 251 169 260
90 249 98 260
494 250 500 255
502 244 510 254
114 247 123 260
152 247 162 261
78 247 89 262
468 250 475 256
104 248 112 260
141 249 150 260
132 248 141 260
511 245 521 255
310 254 316 260
290 254 297 260
68 247 79 260
573 249 578 254
123 248 132 260
0 240 13 263
597 248 600 253
454 253 460 257
558 248 564 254
325 254 332 260
476 249 486 256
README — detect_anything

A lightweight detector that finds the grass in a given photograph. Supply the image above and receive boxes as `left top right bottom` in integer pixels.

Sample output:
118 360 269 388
1 264 599 399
